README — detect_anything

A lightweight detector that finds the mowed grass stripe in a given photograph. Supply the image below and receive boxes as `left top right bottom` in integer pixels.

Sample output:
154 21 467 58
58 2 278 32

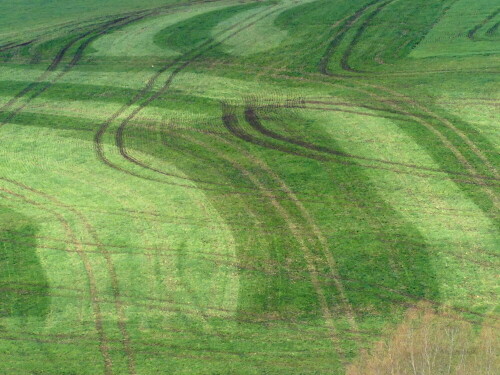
1 0 498 374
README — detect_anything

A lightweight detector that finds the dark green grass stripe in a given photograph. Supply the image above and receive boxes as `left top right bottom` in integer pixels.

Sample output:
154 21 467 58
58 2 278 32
0 80 221 111
153 2 264 54
0 206 49 319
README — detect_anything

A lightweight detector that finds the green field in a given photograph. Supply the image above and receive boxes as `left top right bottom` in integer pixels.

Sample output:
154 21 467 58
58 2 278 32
0 0 498 374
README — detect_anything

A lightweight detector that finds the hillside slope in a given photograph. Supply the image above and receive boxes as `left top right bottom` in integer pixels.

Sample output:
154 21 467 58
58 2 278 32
0 1 498 374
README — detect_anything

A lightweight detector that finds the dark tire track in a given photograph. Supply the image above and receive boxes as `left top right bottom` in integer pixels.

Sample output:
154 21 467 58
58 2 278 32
486 21 499 35
282 72 500 196
318 0 381 75
0 15 143 127
340 0 392 72
0 39 36 53
467 7 500 39
108 4 283 184
221 105 499 188
94 3 274 184
248 104 500 182
0 0 236 127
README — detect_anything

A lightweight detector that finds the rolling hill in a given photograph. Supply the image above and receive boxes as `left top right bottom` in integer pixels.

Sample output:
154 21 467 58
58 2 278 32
0 0 498 374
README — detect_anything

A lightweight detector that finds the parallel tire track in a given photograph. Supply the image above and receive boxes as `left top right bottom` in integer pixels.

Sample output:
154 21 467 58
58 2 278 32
221 104 498 188
467 7 500 39
318 0 382 75
0 40 36 53
108 3 283 182
340 0 393 72
0 0 236 128
0 15 143 127
94 2 272 183
0 178 136 374
193 129 343 351
0 183 113 374
245 105 499 183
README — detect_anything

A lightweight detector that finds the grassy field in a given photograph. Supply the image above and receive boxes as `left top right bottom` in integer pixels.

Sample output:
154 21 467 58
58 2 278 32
0 0 498 374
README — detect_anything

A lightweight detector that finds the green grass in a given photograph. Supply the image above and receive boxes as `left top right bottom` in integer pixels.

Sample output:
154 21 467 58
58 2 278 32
0 0 498 374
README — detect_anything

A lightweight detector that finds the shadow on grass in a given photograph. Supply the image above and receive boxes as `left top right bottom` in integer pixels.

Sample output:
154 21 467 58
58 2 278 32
0 205 49 320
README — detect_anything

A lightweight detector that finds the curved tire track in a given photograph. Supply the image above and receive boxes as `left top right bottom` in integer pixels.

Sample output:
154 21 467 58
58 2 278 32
0 183 114 374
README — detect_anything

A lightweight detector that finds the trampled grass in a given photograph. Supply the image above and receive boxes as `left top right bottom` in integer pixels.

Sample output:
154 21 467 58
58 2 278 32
0 0 498 374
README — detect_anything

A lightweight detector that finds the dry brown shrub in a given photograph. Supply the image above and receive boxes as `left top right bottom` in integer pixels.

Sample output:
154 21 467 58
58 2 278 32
347 303 499 375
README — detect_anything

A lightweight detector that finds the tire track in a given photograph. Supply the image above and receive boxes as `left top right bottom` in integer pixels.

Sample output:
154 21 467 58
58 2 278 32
0 15 143 128
3 225 498 266
241 106 497 317
94 2 275 185
3 254 493 329
305 76 499 186
0 184 114 374
221 104 498 187
221 106 498 324
0 0 235 128
239 108 358 329
0 39 36 53
346 81 500 181
110 3 283 183
4 258 497 329
337 82 500 209
245 105 499 182
75 211 136 375
0 177 137 374
467 7 500 39
219 107 353 347
66 198 500 221
318 0 382 76
276 72 499 207
340 0 394 73
486 21 499 35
